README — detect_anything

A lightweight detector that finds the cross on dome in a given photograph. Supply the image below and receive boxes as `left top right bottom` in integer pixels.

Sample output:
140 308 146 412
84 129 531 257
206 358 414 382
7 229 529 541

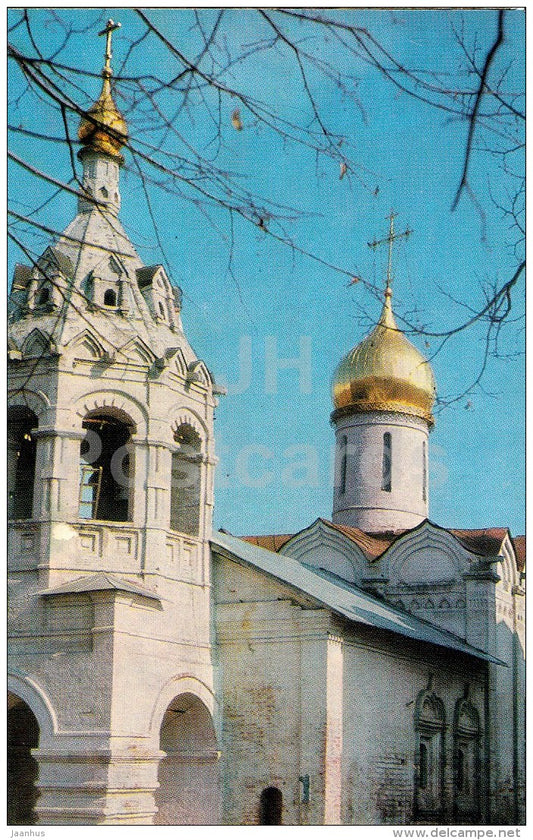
368 210 412 296
98 18 121 78
78 19 128 162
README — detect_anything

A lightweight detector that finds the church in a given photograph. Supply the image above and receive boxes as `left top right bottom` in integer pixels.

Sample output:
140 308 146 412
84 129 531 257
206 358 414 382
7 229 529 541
7 24 525 827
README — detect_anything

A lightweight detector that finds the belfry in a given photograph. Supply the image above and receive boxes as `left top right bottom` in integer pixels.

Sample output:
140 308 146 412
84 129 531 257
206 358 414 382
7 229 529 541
8 22 221 824
8 22 525 827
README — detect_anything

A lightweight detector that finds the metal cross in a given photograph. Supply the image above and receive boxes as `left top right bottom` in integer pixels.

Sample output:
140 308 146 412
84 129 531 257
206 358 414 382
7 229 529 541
368 211 412 288
98 19 121 75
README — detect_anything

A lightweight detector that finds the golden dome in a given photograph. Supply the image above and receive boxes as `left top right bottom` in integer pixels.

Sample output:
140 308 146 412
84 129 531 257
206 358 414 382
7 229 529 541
78 72 128 160
332 286 436 424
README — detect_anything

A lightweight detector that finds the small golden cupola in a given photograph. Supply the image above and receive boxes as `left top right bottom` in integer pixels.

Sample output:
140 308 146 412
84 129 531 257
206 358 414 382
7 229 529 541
78 19 128 162
332 214 436 425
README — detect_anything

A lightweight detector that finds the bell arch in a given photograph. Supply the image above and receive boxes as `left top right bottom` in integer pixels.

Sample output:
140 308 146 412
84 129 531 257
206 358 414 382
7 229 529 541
73 389 148 437
168 407 208 447
170 423 203 536
8 388 51 421
8 405 38 520
78 408 135 522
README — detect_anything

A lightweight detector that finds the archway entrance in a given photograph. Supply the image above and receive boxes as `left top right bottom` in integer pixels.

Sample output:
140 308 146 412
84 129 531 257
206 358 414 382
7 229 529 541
155 692 221 824
8 694 40 825
260 787 283 824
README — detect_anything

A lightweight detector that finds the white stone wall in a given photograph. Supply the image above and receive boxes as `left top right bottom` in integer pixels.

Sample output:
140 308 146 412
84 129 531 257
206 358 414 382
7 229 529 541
341 627 487 824
332 411 430 532
214 556 343 825
213 552 490 826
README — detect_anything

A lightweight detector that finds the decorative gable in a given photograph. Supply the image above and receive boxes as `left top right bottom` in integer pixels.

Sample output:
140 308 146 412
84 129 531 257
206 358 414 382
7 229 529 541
37 246 73 279
383 521 473 586
22 328 54 359
279 518 368 584
187 360 212 388
66 329 109 361
119 337 157 366
136 265 178 327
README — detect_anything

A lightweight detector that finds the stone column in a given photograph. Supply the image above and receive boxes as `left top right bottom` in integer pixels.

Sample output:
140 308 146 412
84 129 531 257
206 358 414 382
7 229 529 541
130 436 149 528
34 739 163 825
33 429 85 522
143 439 173 575
298 612 342 825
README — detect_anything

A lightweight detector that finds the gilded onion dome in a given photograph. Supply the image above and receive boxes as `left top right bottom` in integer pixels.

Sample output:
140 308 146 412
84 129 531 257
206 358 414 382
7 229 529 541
331 285 436 424
78 20 128 161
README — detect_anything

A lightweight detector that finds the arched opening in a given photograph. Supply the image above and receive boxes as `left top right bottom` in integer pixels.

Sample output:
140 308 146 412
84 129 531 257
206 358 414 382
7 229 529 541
158 300 166 319
79 411 133 521
170 424 202 536
103 288 117 307
453 698 481 822
381 431 392 492
339 434 347 494
7 694 40 825
8 407 38 520
414 691 445 820
259 787 283 825
155 692 221 825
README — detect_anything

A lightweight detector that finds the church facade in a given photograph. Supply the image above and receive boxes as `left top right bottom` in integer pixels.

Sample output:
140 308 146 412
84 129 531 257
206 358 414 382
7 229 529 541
7 28 525 827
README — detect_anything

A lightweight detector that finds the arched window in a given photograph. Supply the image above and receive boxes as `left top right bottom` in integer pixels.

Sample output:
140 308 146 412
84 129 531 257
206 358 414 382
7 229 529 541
8 407 38 520
414 689 445 819
456 748 465 793
79 412 133 521
422 440 427 502
453 697 481 822
259 787 282 825
339 434 347 494
381 431 392 492
36 286 50 306
170 424 202 536
158 300 166 319
419 741 428 790
103 288 117 307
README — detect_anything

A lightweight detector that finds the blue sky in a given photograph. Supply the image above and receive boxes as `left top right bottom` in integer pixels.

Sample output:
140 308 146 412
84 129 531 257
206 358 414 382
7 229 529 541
7 5 525 536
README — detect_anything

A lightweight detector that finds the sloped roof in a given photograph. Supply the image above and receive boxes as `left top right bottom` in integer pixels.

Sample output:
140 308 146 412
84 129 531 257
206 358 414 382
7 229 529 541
241 533 294 552
12 264 33 289
241 519 518 567
45 246 74 278
513 535 526 572
449 528 509 558
39 572 161 601
240 520 394 560
136 265 162 288
211 531 503 664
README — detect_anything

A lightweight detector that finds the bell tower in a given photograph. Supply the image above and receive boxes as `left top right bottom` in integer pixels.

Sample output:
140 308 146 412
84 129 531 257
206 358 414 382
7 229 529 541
331 214 436 533
8 21 222 825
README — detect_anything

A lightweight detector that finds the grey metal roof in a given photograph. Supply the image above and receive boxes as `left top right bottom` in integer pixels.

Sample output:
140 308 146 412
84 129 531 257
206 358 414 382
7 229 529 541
39 572 161 602
211 531 503 665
